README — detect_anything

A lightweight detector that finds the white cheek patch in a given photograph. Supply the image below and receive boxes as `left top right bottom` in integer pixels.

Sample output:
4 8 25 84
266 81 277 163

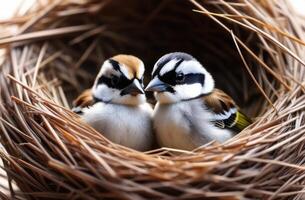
174 84 202 99
92 84 117 102
202 72 214 94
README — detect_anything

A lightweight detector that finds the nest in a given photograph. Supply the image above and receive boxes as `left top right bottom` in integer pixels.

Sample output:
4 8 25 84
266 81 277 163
1 0 305 199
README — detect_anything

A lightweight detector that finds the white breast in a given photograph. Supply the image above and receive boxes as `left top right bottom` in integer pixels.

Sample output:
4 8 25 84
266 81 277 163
153 99 233 151
81 102 153 151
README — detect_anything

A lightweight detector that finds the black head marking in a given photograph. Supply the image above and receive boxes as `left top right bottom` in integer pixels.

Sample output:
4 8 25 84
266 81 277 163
108 59 121 71
158 56 205 87
173 58 184 71
160 72 205 87
96 75 132 90
152 52 207 94
158 58 184 85
183 74 205 86
153 52 194 77
96 58 133 90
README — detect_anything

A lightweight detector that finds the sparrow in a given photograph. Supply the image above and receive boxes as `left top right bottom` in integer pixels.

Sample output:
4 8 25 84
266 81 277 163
72 54 153 151
145 52 251 151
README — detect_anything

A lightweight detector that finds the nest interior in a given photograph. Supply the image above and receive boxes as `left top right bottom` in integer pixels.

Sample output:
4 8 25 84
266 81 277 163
61 0 265 115
1 0 305 199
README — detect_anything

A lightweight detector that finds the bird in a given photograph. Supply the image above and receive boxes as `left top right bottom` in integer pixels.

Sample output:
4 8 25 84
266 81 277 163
72 54 154 151
145 52 251 151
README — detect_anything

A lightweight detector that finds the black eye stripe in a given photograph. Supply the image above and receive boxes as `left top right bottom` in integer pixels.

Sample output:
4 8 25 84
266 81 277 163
99 59 140 89
159 71 176 85
97 75 132 89
116 77 132 89
183 74 205 85
160 73 205 86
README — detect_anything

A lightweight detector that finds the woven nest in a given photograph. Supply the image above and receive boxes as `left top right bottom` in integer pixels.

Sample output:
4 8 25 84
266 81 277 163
1 0 305 199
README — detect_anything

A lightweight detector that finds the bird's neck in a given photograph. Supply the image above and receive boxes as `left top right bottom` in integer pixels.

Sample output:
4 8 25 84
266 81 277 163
180 92 211 102
93 96 110 104
157 93 211 106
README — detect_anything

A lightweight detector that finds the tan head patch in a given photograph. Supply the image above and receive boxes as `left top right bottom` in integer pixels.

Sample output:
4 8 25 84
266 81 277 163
111 54 144 79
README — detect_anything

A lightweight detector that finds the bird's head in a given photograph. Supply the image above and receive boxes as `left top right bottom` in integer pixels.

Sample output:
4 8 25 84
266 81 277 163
146 52 214 104
92 54 146 106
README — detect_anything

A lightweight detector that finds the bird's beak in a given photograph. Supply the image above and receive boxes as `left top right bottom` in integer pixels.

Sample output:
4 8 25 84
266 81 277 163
121 79 144 96
145 78 169 92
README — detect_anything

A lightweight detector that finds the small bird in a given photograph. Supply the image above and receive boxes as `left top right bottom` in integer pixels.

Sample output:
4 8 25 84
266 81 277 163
73 54 153 151
145 52 251 151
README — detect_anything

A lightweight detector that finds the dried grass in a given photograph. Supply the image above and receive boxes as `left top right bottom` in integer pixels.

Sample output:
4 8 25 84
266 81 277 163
1 0 305 199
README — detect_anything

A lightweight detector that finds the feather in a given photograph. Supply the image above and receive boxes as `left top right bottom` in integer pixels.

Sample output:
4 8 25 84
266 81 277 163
112 54 143 79
203 89 251 132
72 89 94 113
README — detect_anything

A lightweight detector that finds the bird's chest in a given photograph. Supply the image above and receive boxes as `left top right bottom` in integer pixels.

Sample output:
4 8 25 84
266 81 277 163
153 103 202 150
103 107 141 135
82 103 152 151
153 101 234 150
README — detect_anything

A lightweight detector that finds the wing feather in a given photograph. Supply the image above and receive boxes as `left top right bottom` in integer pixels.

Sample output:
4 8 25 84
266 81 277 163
203 89 251 132
72 89 94 114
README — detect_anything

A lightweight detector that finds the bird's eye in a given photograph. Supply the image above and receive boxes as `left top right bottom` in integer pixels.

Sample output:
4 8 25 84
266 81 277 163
111 76 120 86
176 73 185 83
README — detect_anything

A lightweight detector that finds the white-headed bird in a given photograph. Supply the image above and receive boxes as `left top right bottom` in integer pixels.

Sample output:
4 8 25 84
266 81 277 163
146 52 251 151
73 55 153 151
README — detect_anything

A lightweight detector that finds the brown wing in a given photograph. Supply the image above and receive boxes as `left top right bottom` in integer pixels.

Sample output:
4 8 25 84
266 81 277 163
203 89 236 114
72 89 94 113
203 89 251 132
